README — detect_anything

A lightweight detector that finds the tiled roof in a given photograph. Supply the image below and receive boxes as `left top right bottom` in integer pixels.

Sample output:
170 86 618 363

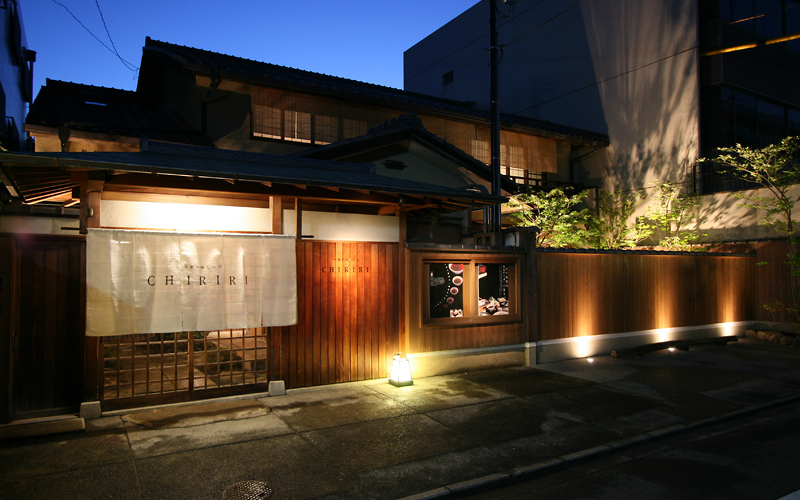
294 111 520 194
143 38 610 147
0 142 506 207
25 79 214 147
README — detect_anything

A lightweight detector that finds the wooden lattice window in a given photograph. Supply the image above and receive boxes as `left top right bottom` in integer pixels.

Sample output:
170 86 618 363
101 329 270 401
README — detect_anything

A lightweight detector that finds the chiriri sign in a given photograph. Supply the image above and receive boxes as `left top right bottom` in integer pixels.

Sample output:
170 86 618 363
86 229 297 336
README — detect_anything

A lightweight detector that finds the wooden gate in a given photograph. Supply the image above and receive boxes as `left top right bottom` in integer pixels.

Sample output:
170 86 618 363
0 234 85 423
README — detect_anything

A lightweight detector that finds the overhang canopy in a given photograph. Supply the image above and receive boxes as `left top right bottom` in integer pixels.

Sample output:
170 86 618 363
0 141 506 216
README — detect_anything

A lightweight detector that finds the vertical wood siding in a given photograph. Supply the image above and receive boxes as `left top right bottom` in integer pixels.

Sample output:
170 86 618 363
12 236 85 420
271 241 400 389
752 240 796 323
536 251 754 341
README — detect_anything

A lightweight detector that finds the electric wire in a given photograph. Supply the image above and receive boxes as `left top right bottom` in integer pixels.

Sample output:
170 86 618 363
501 0 585 48
510 45 698 115
50 0 138 73
405 0 549 84
510 1 800 114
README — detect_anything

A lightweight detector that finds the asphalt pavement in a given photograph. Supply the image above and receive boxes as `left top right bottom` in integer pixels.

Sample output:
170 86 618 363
1 337 799 500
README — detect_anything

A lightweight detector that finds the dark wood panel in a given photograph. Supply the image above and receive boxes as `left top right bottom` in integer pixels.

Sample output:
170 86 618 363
11 236 85 420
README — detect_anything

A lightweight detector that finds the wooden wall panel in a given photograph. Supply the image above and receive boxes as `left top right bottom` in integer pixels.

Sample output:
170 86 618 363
753 240 796 322
536 251 754 342
276 241 400 389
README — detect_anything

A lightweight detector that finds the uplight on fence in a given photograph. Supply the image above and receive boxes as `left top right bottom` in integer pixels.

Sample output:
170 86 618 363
389 352 413 387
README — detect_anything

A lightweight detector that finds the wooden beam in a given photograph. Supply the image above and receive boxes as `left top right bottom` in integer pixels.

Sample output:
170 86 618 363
377 205 398 216
101 191 271 208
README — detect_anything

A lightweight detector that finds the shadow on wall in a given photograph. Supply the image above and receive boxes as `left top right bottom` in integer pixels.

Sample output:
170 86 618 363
575 0 700 193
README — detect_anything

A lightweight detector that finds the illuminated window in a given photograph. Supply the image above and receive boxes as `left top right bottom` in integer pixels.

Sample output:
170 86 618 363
252 105 282 139
425 258 519 324
284 110 311 143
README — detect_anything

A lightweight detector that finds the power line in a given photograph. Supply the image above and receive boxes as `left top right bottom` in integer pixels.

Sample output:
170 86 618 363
405 0 551 84
510 45 698 114
51 0 138 73
501 0 585 48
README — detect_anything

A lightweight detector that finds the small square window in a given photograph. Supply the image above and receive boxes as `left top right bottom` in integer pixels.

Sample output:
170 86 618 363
443 70 454 86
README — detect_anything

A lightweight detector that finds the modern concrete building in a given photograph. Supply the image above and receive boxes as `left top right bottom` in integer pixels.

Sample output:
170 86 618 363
405 0 800 241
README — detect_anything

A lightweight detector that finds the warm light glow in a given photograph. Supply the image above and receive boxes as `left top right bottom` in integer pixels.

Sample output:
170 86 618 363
723 323 735 337
102 200 270 232
575 335 592 358
655 328 672 343
389 353 413 387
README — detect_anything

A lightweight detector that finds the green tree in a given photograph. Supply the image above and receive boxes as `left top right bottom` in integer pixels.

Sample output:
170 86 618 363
507 187 590 248
586 190 651 249
639 180 704 251
706 136 800 321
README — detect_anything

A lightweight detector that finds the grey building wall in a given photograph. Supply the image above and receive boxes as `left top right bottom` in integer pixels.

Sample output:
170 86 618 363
405 0 701 194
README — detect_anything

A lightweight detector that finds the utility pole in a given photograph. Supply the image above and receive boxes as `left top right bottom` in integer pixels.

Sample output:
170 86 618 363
490 0 503 246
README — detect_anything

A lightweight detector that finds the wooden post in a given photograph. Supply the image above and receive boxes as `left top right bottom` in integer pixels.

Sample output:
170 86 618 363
295 198 302 240
271 196 283 235
398 212 409 355
522 228 539 364
74 172 104 401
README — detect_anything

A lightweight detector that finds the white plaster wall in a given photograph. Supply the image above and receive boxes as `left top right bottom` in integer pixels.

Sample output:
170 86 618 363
698 185 800 242
284 210 399 242
101 200 272 232
100 200 399 242
0 216 80 235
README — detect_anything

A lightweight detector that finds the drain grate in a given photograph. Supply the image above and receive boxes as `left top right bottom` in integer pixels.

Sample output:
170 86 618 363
222 481 274 500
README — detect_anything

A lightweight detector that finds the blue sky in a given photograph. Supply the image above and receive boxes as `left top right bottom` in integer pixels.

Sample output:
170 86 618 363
20 0 478 95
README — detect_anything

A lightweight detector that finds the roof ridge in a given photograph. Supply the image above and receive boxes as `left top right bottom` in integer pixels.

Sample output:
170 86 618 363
144 38 477 108
45 79 136 93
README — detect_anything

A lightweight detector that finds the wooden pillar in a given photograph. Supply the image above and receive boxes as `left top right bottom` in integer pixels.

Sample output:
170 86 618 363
521 228 539 364
398 212 409 355
271 196 283 235
73 172 104 401
295 198 302 240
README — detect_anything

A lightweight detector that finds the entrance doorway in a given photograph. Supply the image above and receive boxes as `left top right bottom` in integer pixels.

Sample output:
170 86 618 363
5 235 85 422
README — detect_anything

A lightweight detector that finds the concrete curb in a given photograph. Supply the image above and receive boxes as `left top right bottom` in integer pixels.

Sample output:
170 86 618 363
0 417 85 441
396 393 800 500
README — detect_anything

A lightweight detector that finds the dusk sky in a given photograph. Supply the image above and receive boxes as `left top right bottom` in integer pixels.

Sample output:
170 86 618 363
21 0 479 96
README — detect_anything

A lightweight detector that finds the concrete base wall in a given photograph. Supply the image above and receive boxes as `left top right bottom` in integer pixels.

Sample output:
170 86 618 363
408 346 526 378
407 322 752 378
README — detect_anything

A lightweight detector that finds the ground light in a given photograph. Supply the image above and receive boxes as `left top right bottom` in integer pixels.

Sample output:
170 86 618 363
389 352 413 387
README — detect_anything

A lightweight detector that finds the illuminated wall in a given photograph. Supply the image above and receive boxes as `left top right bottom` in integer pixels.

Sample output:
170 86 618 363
100 200 400 242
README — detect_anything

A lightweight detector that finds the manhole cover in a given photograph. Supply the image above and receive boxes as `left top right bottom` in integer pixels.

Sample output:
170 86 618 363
222 480 274 500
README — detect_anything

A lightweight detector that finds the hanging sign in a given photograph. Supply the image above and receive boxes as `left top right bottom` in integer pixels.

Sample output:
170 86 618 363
86 229 297 336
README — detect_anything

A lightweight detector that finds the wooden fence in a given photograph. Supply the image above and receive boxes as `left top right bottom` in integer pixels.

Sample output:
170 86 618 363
536 249 755 341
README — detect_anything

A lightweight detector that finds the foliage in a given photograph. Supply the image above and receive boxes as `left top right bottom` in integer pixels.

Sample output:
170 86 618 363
639 180 704 251
507 187 590 248
706 136 800 322
585 190 651 249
